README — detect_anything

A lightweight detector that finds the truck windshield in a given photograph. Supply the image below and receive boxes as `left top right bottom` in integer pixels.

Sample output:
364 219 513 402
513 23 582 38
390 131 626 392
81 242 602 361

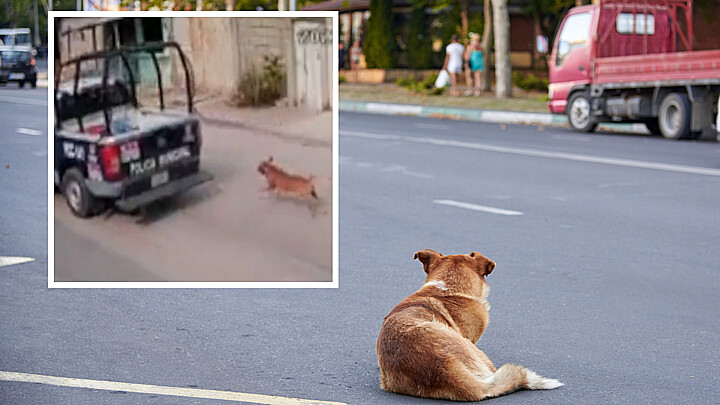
0 51 31 65
556 12 592 66
0 33 31 46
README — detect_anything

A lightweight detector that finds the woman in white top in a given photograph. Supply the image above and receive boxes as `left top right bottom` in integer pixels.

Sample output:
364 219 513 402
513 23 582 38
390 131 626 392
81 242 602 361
442 34 465 97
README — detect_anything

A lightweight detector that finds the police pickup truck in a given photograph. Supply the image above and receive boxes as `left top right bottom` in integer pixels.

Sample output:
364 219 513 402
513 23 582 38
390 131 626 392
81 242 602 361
54 42 213 217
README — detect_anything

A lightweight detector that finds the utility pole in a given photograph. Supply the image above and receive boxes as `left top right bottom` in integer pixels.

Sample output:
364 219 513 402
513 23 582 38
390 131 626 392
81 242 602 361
289 0 296 11
77 0 82 10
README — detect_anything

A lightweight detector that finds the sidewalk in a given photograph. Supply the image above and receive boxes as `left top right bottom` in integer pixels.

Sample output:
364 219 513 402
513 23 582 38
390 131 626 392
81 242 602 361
339 99 653 134
37 72 48 88
339 83 652 135
195 100 332 147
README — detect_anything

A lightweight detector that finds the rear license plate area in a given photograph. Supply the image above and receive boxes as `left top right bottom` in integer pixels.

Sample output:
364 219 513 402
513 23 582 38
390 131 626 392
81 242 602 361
151 171 169 188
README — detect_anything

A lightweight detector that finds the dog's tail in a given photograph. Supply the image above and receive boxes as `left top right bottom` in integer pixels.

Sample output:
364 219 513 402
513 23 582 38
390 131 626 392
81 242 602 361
307 175 319 199
473 364 563 400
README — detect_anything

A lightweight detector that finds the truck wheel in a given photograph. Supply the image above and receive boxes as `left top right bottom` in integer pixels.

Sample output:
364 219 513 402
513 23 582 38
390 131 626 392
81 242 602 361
62 168 98 218
567 92 597 133
18 81 25 88
658 93 691 140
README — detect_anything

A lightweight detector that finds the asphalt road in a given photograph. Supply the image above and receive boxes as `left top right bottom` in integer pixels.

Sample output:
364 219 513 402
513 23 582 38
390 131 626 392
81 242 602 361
2 107 719 404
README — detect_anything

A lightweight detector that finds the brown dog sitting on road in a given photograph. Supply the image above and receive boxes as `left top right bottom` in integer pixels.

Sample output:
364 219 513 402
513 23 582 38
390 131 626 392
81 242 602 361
257 156 318 200
376 249 563 401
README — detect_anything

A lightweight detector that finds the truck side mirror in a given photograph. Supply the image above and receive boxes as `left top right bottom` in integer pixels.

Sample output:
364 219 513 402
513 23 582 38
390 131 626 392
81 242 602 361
536 35 549 54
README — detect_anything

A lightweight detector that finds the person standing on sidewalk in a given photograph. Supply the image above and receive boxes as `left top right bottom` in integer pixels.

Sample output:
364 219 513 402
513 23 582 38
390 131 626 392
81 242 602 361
467 33 484 96
339 41 347 70
350 40 363 82
463 34 474 95
442 35 465 97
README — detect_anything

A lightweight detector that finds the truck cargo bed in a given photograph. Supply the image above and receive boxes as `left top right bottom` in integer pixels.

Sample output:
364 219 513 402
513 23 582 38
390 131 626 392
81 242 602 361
593 50 720 89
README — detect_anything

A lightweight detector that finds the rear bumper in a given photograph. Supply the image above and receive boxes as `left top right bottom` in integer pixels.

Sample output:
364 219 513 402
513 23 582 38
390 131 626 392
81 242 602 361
115 170 213 212
84 157 213 211
0 70 37 83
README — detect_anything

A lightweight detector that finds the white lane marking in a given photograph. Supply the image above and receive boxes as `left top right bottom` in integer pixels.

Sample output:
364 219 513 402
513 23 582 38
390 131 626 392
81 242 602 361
415 123 447 130
0 95 47 106
33 150 48 157
0 257 35 268
0 371 347 405
433 200 524 216
340 130 720 177
16 128 43 136
381 164 434 179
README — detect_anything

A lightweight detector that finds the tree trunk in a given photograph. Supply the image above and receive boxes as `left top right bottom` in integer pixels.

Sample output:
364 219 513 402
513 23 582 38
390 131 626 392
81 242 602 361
460 0 469 37
481 0 493 92
225 0 233 10
492 0 512 98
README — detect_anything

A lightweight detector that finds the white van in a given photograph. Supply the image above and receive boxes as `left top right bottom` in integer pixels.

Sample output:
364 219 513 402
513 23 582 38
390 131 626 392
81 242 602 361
0 28 32 47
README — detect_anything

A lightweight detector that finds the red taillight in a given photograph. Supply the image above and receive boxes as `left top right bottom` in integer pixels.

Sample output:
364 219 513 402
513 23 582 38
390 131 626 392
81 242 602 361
31 58 35 66
100 145 123 181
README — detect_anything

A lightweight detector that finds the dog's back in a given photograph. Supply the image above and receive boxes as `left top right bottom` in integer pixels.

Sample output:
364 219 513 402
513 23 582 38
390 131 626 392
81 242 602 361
377 250 563 401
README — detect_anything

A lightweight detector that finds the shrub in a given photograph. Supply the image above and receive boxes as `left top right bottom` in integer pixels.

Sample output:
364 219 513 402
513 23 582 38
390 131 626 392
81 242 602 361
339 75 347 83
512 72 549 92
396 73 445 95
234 55 286 106
395 75 417 87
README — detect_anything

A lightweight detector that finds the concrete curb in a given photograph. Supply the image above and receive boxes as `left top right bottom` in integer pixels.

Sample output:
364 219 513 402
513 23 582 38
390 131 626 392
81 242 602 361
339 100 650 134
37 79 48 88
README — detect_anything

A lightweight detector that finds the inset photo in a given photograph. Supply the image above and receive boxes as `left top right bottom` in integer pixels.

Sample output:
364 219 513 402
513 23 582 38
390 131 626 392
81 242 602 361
50 13 337 286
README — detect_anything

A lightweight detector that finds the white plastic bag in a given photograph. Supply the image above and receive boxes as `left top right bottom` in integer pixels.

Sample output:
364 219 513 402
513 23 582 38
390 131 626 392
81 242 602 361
435 70 450 88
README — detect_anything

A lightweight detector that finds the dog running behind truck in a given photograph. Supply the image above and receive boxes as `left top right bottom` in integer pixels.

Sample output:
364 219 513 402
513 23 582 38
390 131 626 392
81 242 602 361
257 156 318 200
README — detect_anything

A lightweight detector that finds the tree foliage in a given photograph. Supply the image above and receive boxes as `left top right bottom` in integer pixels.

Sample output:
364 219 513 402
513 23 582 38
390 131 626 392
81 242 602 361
0 0 52 44
526 0 574 49
407 0 432 69
363 0 394 68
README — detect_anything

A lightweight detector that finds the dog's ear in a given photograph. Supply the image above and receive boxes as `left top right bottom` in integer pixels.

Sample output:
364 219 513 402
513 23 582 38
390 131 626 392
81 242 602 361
469 251 495 277
414 249 442 274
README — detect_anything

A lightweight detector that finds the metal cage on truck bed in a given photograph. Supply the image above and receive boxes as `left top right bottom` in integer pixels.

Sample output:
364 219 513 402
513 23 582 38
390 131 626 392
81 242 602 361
55 41 195 135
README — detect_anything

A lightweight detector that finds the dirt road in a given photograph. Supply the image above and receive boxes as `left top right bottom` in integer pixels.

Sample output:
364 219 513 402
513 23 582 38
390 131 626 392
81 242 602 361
54 117 333 282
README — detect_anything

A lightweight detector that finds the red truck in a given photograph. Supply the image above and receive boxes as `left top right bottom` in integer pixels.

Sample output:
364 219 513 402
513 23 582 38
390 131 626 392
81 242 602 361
548 0 720 140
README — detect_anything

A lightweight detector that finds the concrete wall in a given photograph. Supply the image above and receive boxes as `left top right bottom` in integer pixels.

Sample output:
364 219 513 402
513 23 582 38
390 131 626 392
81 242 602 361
56 17 333 111
292 18 333 112
173 17 295 100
